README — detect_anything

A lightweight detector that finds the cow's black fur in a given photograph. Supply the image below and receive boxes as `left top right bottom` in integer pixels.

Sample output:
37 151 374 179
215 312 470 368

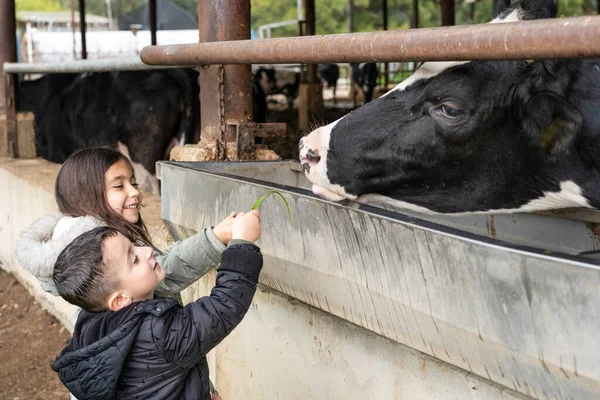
301 0 600 213
18 68 267 173
351 63 378 103
319 64 340 103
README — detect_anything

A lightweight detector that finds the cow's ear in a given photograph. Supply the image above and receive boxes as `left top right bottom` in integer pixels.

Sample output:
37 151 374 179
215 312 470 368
523 92 582 156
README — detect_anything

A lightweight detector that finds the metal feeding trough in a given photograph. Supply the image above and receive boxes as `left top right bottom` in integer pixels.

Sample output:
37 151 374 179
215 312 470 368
158 160 600 400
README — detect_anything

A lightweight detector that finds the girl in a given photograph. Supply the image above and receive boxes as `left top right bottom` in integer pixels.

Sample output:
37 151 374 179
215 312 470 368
16 146 235 301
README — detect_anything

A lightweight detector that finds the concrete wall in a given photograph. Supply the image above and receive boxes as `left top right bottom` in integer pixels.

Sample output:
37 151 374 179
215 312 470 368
0 157 169 332
1 158 531 399
0 158 77 331
185 272 529 400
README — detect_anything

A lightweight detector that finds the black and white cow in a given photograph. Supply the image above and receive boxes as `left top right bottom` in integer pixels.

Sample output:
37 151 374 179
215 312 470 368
319 63 340 104
254 67 300 109
300 0 600 214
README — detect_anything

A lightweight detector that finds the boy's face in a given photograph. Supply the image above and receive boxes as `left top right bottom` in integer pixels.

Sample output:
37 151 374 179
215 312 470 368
103 232 165 302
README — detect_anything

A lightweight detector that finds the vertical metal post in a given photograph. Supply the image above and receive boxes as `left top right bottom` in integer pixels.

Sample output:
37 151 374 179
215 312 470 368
78 0 87 59
467 0 475 24
198 0 251 156
348 0 354 33
71 0 77 58
441 0 455 26
383 0 388 89
298 0 321 132
305 0 317 84
411 0 419 29
1 0 18 157
149 0 157 45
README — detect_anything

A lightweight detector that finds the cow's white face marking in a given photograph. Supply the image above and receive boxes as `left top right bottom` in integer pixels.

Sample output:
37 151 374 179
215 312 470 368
300 117 356 202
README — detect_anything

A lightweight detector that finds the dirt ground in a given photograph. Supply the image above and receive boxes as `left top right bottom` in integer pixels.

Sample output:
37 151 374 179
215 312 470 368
0 268 70 399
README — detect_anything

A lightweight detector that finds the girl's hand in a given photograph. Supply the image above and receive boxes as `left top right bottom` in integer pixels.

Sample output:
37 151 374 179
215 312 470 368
213 212 236 245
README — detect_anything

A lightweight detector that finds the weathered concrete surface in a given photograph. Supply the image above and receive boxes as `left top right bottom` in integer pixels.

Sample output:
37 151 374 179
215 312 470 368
184 271 530 400
0 157 169 332
162 161 600 400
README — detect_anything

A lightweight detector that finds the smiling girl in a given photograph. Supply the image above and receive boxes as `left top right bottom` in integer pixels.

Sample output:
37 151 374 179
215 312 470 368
17 146 236 300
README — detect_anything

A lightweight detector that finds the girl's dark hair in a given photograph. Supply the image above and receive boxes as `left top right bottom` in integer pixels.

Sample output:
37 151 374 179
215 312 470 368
55 147 153 246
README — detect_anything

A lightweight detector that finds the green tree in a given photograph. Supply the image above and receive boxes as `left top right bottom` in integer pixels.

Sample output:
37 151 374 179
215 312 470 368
16 0 63 12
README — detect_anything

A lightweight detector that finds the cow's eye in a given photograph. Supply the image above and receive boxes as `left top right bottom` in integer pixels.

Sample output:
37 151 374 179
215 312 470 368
432 101 465 123
441 104 462 118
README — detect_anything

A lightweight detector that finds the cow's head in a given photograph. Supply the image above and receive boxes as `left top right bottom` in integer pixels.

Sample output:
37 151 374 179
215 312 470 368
300 0 600 214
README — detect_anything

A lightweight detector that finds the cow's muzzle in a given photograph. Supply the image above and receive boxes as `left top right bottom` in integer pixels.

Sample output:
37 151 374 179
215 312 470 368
299 138 321 174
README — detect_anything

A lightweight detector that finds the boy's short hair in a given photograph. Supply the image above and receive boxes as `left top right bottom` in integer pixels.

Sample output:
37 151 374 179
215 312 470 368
53 226 121 312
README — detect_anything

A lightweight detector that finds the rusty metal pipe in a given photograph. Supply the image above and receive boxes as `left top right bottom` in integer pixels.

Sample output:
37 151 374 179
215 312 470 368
198 0 251 148
441 0 455 26
141 16 600 65
0 0 17 112
1 0 17 156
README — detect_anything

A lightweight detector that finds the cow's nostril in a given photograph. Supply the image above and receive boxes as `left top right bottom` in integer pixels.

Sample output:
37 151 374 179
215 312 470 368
306 149 321 163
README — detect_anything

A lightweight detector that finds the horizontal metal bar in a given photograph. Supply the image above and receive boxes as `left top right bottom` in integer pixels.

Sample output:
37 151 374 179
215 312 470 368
141 16 600 65
2 56 187 74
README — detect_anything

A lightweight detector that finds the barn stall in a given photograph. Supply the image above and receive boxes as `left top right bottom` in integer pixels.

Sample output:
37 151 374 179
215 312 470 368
2 0 600 399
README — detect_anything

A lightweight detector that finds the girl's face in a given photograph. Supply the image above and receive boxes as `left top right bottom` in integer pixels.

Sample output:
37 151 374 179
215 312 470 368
104 159 142 224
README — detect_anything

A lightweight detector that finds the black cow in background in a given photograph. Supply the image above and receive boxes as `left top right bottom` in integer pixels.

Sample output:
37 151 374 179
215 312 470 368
18 68 200 176
318 64 340 104
17 68 268 193
351 63 378 104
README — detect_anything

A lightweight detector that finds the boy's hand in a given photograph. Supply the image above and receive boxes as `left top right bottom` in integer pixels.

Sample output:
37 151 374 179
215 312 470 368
232 210 261 243
213 212 236 245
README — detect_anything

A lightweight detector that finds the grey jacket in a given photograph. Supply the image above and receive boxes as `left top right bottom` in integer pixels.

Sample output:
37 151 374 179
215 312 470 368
15 213 225 296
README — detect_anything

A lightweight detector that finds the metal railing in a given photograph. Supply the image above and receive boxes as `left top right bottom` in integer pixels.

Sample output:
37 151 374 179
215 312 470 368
140 16 600 65
2 56 183 74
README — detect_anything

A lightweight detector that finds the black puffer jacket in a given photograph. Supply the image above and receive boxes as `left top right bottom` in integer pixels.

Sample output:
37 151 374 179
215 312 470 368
52 243 262 400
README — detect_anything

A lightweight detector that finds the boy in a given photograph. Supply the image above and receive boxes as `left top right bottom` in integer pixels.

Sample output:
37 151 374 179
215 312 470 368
51 210 262 400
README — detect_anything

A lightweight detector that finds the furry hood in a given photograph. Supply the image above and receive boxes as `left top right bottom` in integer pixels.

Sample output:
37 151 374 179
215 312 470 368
15 213 105 280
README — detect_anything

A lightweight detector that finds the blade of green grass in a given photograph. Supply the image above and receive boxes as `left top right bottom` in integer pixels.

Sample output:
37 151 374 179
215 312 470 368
252 190 292 223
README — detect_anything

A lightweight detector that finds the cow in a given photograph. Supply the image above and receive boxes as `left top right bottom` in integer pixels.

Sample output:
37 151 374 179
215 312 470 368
254 67 300 109
351 63 378 104
318 64 340 104
300 0 600 215
18 68 200 175
17 68 267 194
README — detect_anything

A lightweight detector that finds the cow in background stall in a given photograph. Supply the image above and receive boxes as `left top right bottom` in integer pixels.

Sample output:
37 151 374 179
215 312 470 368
318 64 340 104
300 0 600 214
18 68 267 194
351 63 378 105
254 67 300 109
